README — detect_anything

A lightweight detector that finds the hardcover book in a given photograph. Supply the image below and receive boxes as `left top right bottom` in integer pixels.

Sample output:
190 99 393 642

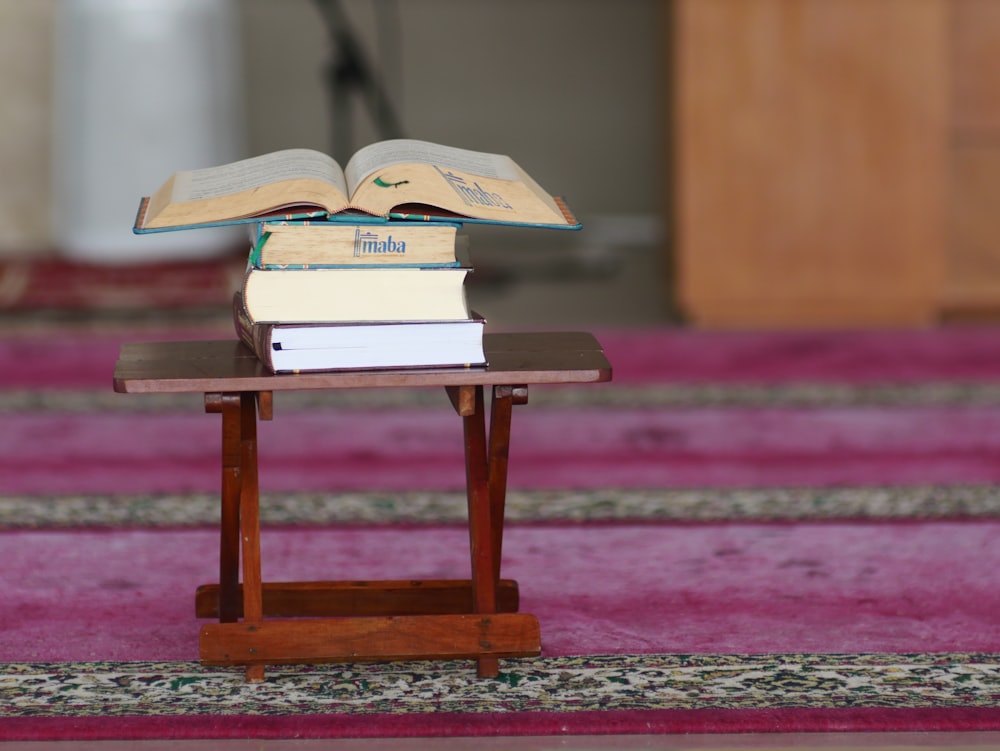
240 264 472 324
233 293 486 373
249 220 467 269
134 139 580 233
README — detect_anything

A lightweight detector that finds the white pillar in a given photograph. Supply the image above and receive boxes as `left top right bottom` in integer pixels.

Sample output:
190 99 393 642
53 0 246 263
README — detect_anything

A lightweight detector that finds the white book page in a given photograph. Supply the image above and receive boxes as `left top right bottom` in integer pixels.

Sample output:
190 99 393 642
172 149 347 201
344 139 519 193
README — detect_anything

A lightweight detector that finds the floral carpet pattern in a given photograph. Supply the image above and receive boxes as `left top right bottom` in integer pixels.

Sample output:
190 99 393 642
4 653 1000 718
10 381 1000 414
3 484 1000 529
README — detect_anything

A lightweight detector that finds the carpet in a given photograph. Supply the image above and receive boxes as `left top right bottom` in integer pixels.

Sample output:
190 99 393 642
4 323 1000 740
4 520 1000 740
0 255 243 311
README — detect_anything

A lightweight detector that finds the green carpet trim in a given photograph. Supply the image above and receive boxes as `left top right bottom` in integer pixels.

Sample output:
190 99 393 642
2 653 998 716
2 485 999 529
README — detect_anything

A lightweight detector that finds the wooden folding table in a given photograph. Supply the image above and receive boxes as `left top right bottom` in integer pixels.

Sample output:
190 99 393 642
113 332 611 682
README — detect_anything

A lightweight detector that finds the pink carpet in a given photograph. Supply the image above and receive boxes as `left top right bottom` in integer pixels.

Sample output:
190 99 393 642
9 324 1000 389
9 325 1000 494
5 520 1000 663
6 325 1000 739
8 405 1000 494
0 256 243 311
7 325 1000 653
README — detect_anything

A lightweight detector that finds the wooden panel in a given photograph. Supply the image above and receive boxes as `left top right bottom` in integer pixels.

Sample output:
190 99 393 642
674 0 949 327
195 579 521 619
113 332 612 394
942 146 1000 316
942 1 1000 318
200 613 541 666
952 0 1000 138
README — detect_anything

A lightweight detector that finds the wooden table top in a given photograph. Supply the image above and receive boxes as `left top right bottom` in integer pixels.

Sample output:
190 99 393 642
114 331 612 394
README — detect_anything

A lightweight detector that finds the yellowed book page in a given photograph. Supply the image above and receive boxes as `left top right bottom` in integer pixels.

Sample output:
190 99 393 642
345 140 566 224
173 149 347 200
243 267 471 323
344 139 520 190
143 149 350 228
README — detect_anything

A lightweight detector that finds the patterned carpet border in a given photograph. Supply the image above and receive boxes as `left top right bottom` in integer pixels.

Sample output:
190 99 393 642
2 653 998 718
11 382 1000 413
2 485 1000 529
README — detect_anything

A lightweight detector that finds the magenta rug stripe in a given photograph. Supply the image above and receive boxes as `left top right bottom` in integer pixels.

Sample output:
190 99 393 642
4 707 1000 741
0 330 225 390
5 522 1000 661
10 326 1000 389
598 327 1000 384
7 406 1000 494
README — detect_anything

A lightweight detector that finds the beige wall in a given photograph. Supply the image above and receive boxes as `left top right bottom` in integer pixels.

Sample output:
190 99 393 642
0 0 660 257
0 1 54 254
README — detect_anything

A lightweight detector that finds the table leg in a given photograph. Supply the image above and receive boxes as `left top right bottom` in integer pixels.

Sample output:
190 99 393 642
461 385 497 677
237 391 265 683
206 393 242 624
488 385 527 582
204 391 265 682
200 384 538 681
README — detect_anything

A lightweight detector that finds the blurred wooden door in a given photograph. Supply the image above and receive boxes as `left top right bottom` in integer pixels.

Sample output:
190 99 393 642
674 0 950 327
944 0 1000 318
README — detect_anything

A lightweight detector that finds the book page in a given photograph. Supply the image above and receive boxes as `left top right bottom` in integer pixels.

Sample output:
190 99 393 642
344 139 520 193
172 149 348 202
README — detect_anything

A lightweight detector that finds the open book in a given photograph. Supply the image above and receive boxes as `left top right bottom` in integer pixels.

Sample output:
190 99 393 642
134 139 580 232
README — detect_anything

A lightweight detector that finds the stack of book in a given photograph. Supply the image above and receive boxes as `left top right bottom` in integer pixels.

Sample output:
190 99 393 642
134 138 580 373
232 219 486 372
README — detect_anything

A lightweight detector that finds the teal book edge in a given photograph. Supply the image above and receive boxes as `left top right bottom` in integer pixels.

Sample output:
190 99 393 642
387 211 581 232
247 219 464 243
133 198 583 234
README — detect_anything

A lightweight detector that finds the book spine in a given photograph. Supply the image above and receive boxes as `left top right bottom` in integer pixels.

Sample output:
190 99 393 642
231 291 277 372
132 197 152 233
247 228 268 268
253 223 462 269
